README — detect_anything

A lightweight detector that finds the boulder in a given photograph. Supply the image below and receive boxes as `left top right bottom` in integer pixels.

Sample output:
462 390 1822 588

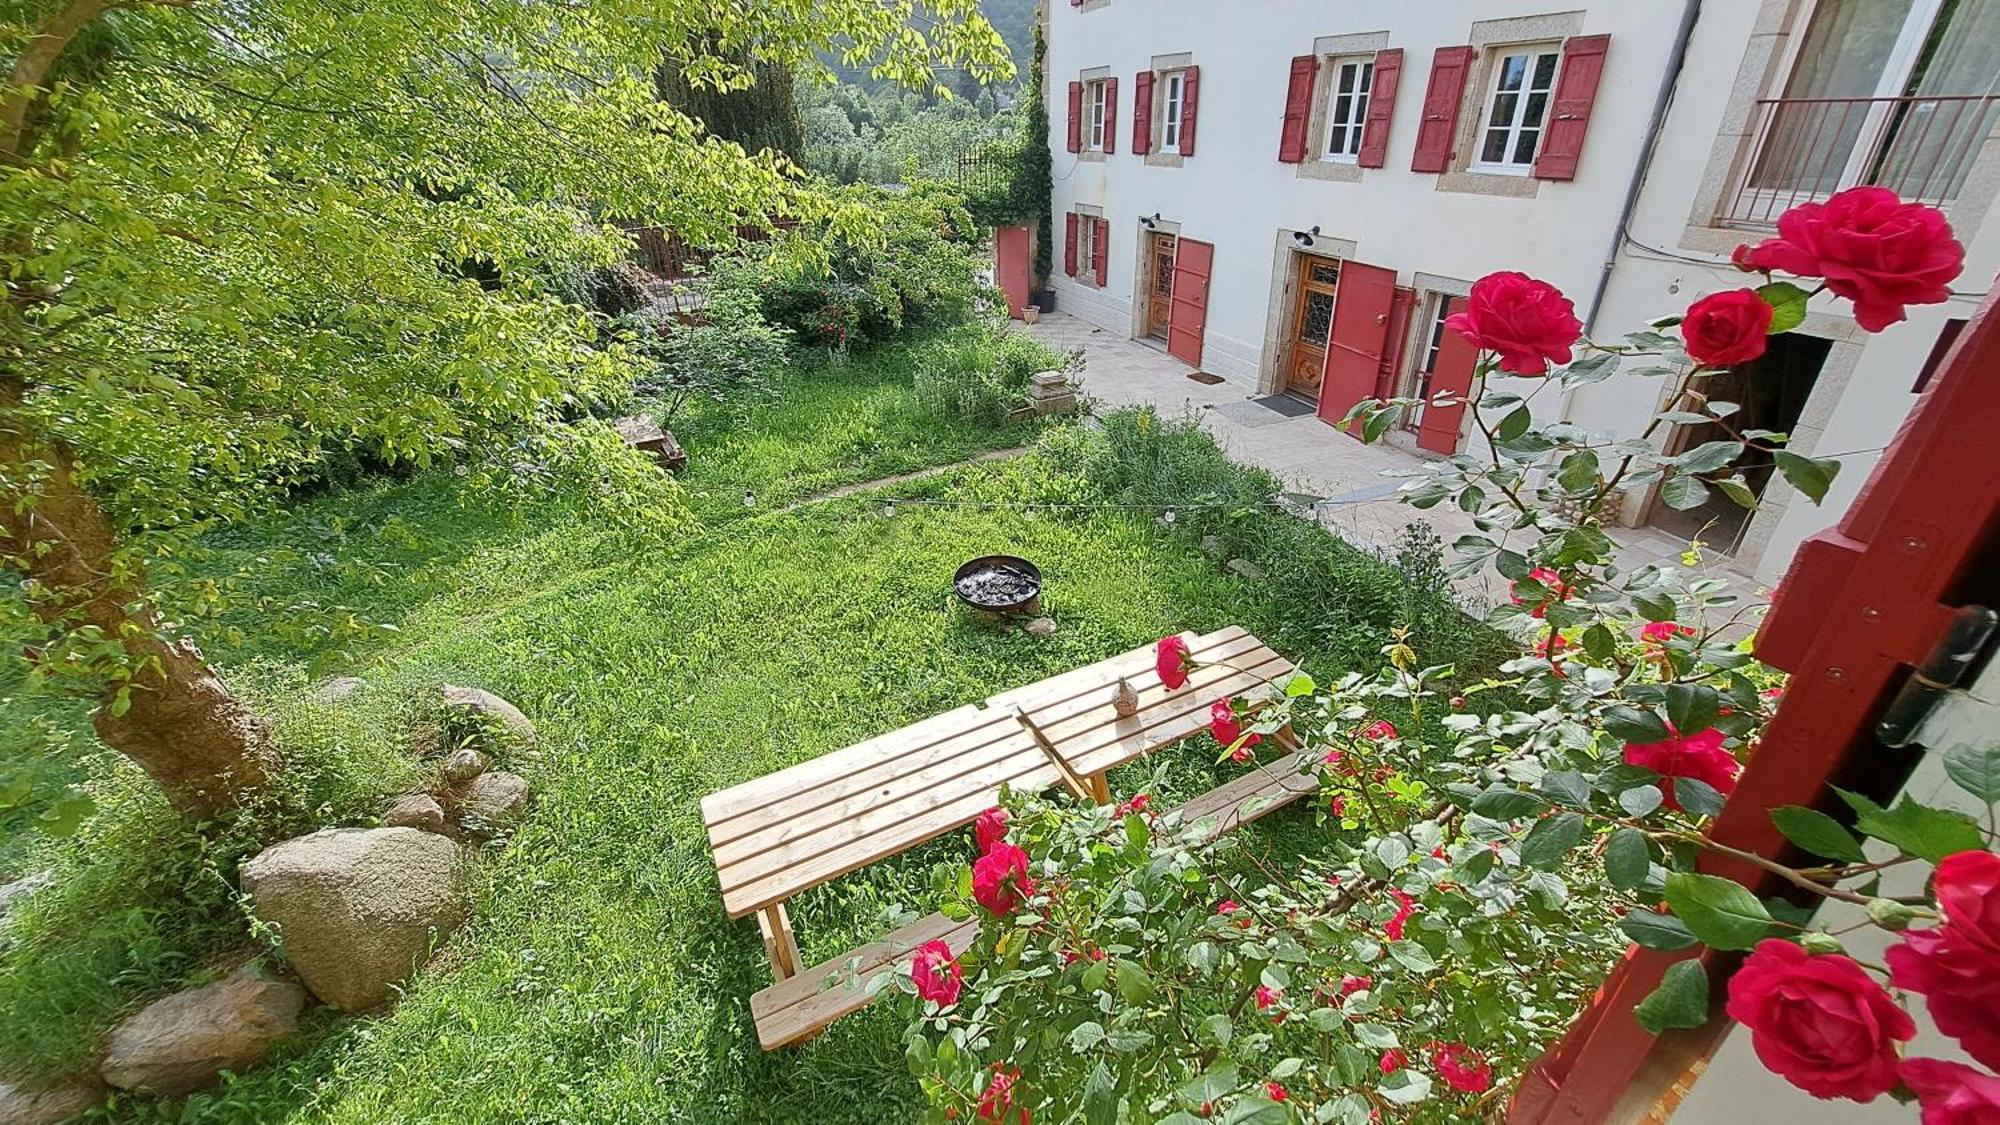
99 963 305 1098
0 1076 102 1125
440 748 488 784
453 772 530 838
240 828 467 1012
436 684 539 760
382 793 446 833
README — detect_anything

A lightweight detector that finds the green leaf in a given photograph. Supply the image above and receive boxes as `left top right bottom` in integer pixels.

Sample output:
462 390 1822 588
1519 812 1586 869
1675 441 1743 475
1221 1098 1292 1125
1495 405 1532 442
1179 1063 1240 1107
1713 476 1759 510
1604 705 1672 743
1471 786 1546 820
1665 684 1721 734
1388 941 1437 973
1660 474 1710 511
1563 352 1621 385
1774 450 1840 504
1084 1061 1119 1125
1377 1069 1433 1106
1114 959 1155 1005
1605 828 1651 889
1836 789 1985 863
1186 940 1219 975
1621 910 1697 951
1943 743 2000 803
1352 1022 1399 1048
1665 872 1772 950
1672 778 1726 818
1757 281 1811 334
1068 1020 1106 1052
1284 671 1317 697
1582 623 1618 661
1619 785 1666 818
1632 593 1678 624
1557 449 1601 493
1540 770 1592 807
1635 959 1711 1033
1124 813 1151 850
1769 806 1868 863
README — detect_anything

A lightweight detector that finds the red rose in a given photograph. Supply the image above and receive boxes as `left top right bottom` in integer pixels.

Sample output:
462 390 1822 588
978 1063 1028 1123
1936 850 2000 959
1681 289 1774 367
974 807 1010 852
1724 939 1915 1100
1444 271 1584 375
1378 1048 1407 1074
1384 888 1417 941
1901 1058 2000 1125
1888 926 2000 1071
1254 984 1282 1011
909 939 962 1006
971 842 1035 916
1209 699 1261 753
1155 635 1192 690
1640 621 1696 645
1340 974 1372 996
1265 1082 1288 1103
1736 187 1964 332
1433 1043 1494 1093
1622 725 1740 810
1733 241 1785 273
1360 719 1397 741
1510 567 1570 618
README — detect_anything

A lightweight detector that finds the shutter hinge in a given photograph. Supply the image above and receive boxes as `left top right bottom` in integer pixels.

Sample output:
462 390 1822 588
1878 604 2000 748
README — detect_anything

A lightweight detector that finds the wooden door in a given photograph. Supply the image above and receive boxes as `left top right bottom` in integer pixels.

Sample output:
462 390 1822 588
1145 233 1176 339
1285 258 1340 399
1166 239 1213 368
994 225 1031 319
1315 260 1397 431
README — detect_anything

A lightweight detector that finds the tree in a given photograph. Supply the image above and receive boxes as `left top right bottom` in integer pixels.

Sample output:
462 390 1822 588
655 50 806 164
0 0 1009 817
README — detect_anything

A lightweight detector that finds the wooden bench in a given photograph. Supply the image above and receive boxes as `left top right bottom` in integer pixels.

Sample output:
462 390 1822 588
700 626 1312 1050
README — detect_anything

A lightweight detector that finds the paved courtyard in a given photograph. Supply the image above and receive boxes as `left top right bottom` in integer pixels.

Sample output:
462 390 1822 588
1021 311 1759 611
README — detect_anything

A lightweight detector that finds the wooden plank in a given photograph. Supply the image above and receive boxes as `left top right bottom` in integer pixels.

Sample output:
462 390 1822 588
1174 754 1319 842
751 912 980 1050
1061 652 1296 778
1016 709 1092 800
757 903 802 979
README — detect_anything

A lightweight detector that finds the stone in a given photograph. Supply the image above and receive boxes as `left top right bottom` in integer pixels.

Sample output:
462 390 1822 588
0 1076 102 1125
1029 370 1069 391
99 963 306 1098
1225 558 1266 581
453 772 530 838
1032 393 1078 416
382 793 446 833
1199 535 1227 558
0 869 53 926
1111 679 1139 718
436 684 539 760
439 748 488 784
315 676 364 702
1022 617 1058 637
612 415 687 471
240 828 467 1012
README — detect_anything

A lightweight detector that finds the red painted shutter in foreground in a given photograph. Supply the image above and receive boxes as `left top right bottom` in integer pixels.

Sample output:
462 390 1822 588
1066 81 1083 152
1166 238 1213 368
1417 297 1478 454
1534 34 1610 181
1132 71 1154 154
1316 260 1398 432
1063 212 1078 276
1357 48 1403 169
1376 285 1416 400
1411 46 1474 173
1092 218 1109 286
1179 66 1201 156
1102 76 1119 154
1278 55 1316 163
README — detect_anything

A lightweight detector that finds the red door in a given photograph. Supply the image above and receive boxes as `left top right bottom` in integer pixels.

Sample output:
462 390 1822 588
994 225 1031 320
1166 239 1213 369
1416 297 1477 454
1316 260 1397 431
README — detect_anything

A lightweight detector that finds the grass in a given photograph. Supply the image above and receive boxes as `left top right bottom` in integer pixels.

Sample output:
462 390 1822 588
0 322 1502 1122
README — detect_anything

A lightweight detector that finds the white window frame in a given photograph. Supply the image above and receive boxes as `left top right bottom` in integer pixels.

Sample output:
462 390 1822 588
1160 70 1186 154
1087 79 1109 151
1323 56 1375 163
1075 212 1099 283
1470 44 1562 175
1401 294 1456 430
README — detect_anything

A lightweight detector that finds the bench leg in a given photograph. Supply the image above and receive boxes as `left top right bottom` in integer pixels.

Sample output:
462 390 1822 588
1088 771 1112 806
757 903 803 981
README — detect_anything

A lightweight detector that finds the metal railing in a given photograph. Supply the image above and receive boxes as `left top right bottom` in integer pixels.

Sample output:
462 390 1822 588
1715 93 2000 229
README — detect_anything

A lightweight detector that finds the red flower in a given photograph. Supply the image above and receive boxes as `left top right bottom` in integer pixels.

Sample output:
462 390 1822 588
1379 1048 1407 1074
1340 974 1372 996
1681 289 1775 367
1113 793 1151 819
1216 900 1239 916
1936 850 2000 960
1735 187 1964 332
1155 635 1192 690
1510 567 1571 618
978 1063 1028 1123
1889 926 2000 1070
1444 271 1584 375
1254 984 1282 1010
910 939 963 1006
971 843 1036 916
1535 631 1569 672
1328 795 1347 817
1265 1082 1288 1103
1210 699 1262 753
1622 725 1740 811
974 807 1010 852
1640 621 1696 645
1229 745 1254 764
1724 939 1915 1101
1384 889 1417 941
1360 719 1397 741
1433 1043 1494 1093
1900 1058 2000 1125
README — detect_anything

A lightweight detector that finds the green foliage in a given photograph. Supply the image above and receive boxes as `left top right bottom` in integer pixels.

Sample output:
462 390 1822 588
624 299 795 422
655 51 805 163
912 319 1070 425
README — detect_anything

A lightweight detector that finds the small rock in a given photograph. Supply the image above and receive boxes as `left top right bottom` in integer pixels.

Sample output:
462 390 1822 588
1199 535 1227 559
1112 679 1139 718
100 963 305 1098
315 676 364 702
0 1076 103 1125
454 772 530 838
241 828 467 1012
1023 617 1058 637
0 869 54 925
436 684 539 761
382 793 446 833
440 748 488 784
1225 558 1266 581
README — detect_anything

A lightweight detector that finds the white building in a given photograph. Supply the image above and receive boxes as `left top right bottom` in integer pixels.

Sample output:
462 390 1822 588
1043 0 1999 583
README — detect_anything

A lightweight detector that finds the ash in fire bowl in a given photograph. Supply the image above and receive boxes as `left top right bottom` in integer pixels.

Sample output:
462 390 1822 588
953 555 1043 612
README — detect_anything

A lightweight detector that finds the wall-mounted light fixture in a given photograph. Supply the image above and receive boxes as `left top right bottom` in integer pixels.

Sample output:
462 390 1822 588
1291 225 1321 249
1139 212 1164 230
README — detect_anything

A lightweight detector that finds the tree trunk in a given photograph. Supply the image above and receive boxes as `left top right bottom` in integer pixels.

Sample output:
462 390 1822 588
0 385 275 817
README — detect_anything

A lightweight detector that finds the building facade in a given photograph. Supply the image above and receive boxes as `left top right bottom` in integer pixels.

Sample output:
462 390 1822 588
1043 0 2000 583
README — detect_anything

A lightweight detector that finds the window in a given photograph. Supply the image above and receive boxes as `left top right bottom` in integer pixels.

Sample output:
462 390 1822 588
1161 71 1185 152
1075 215 1099 283
1402 296 1454 429
1324 57 1374 161
1087 79 1109 150
1473 46 1561 172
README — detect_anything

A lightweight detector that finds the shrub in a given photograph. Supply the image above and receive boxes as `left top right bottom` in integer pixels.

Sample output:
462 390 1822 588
911 320 1070 425
624 298 794 422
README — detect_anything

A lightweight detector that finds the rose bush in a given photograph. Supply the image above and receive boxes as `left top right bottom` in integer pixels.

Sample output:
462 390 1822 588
892 192 1989 1121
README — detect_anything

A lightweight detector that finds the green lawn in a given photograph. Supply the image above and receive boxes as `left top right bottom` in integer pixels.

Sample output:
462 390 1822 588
0 325 1501 1123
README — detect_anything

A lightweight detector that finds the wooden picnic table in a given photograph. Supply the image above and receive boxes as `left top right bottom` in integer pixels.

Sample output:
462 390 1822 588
700 625 1313 1049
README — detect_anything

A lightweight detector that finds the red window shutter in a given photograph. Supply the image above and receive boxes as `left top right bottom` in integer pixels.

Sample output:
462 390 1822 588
1410 46 1475 173
1278 55 1316 163
1093 218 1109 286
1064 212 1079 276
1534 34 1610 181
1376 285 1417 400
1418 298 1480 454
1180 65 1201 156
1066 81 1083 153
1132 71 1154 155
1316 260 1398 431
1103 76 1119 154
1357 48 1403 169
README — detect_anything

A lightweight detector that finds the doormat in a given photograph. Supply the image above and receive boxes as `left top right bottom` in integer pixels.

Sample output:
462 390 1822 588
1186 371 1226 385
1248 394 1316 418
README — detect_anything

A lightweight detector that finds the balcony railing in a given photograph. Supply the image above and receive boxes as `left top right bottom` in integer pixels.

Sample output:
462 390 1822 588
1715 93 2000 229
